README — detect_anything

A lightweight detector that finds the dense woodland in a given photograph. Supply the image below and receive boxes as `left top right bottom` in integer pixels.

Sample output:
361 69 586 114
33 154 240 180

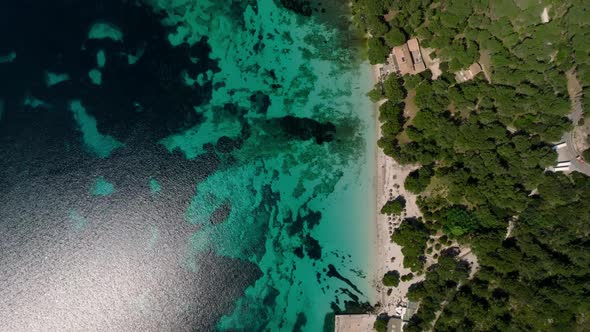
353 0 590 330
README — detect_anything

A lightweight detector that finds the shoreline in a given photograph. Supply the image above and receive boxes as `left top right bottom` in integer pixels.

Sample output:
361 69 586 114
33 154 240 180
370 64 423 316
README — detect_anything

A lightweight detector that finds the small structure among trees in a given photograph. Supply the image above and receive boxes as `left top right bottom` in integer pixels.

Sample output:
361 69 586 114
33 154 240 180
454 62 483 83
388 38 428 76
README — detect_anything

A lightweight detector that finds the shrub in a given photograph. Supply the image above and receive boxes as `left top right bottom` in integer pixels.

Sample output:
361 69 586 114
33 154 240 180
368 38 390 64
379 100 404 123
405 166 433 194
374 317 388 332
368 87 383 102
385 27 406 47
401 273 414 282
381 196 406 215
382 270 401 287
367 15 389 37
383 75 407 102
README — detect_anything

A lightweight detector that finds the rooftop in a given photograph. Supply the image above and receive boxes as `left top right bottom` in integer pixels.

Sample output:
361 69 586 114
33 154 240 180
388 317 403 332
334 314 375 332
389 38 427 76
392 44 413 75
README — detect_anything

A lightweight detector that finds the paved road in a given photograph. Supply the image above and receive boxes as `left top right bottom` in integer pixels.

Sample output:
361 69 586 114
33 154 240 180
559 132 590 175
556 98 590 176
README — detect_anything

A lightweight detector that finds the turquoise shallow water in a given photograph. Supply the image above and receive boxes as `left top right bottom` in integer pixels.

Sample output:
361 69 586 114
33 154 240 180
0 1 375 330
148 0 377 328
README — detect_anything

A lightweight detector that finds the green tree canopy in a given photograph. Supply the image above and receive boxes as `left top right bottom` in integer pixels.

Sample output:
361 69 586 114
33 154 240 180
404 166 433 194
384 27 406 47
367 37 390 65
373 317 388 332
379 100 404 123
355 0 590 329
382 270 401 287
366 15 389 37
381 196 406 215
441 206 478 237
383 75 407 102
392 218 431 271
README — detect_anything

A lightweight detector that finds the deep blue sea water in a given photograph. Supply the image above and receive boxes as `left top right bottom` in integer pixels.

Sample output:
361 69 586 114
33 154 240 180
0 1 375 330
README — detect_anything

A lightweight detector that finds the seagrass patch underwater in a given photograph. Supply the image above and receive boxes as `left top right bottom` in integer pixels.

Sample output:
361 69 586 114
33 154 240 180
0 0 375 330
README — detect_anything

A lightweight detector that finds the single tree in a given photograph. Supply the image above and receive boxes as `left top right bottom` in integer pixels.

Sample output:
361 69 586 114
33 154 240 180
382 270 401 287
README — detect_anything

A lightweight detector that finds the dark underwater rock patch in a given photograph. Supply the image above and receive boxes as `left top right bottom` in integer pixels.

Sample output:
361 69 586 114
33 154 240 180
304 234 322 260
277 115 336 144
293 312 308 332
0 0 218 144
326 264 362 295
249 91 271 114
279 0 312 16
210 200 231 224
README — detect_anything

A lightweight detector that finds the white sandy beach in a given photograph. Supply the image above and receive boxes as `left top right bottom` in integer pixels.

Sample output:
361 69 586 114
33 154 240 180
371 64 424 316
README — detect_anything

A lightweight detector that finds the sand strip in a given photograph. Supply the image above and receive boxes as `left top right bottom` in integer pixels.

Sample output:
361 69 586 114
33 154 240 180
371 64 424 315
